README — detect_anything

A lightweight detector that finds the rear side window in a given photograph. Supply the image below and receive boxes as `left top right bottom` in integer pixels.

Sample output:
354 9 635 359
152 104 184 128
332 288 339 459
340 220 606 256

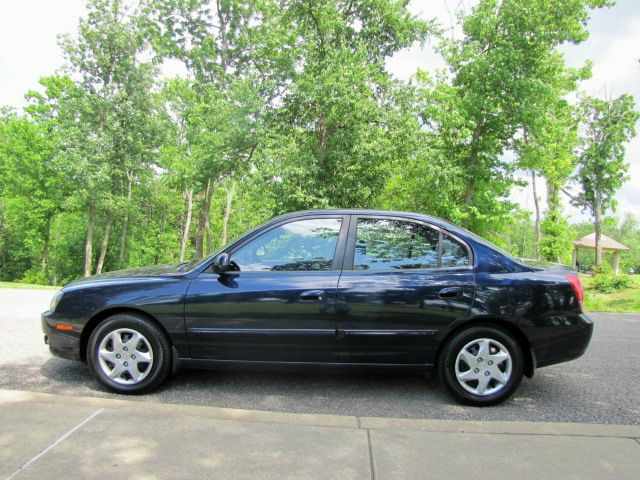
441 233 470 267
355 219 439 270
354 218 469 270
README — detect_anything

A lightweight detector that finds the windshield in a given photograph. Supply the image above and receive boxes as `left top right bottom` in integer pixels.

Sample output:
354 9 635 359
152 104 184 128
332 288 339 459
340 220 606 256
176 254 217 272
177 220 285 272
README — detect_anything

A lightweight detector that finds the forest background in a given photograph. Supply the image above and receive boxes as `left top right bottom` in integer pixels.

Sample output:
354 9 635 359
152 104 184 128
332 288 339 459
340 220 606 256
0 0 638 287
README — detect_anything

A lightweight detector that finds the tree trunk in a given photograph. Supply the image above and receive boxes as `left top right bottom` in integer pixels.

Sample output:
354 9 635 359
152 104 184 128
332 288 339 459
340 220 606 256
463 124 484 223
531 170 541 259
205 208 213 255
195 179 214 259
317 115 328 167
118 171 133 267
195 190 205 260
179 188 194 262
83 200 96 277
594 188 603 267
95 211 113 275
547 180 560 214
40 214 52 278
464 159 476 205
221 180 236 247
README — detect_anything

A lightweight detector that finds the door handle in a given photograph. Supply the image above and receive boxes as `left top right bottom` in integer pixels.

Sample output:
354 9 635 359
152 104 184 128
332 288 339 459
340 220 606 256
299 290 324 302
439 287 463 299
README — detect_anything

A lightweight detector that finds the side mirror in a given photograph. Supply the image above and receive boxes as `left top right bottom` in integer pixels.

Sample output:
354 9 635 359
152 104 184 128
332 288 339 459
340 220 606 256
213 253 231 274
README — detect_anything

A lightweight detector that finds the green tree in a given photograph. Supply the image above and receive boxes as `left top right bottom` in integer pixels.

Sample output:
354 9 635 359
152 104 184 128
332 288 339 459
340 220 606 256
144 0 277 258
0 77 80 282
436 0 609 235
514 50 587 260
615 214 640 272
572 94 638 266
160 79 199 262
59 0 161 275
518 98 582 261
264 0 430 212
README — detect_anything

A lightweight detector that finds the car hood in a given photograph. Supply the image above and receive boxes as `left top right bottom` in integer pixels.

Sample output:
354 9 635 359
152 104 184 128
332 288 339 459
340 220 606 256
64 264 183 288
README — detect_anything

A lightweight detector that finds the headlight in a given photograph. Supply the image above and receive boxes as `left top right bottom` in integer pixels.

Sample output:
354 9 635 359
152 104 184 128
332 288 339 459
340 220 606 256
50 291 64 312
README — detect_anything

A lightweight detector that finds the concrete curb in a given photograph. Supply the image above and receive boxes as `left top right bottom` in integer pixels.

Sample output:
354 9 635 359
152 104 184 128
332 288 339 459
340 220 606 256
2 388 639 438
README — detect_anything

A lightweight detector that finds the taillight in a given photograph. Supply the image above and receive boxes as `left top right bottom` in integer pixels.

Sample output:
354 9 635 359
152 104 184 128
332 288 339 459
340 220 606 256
566 274 584 307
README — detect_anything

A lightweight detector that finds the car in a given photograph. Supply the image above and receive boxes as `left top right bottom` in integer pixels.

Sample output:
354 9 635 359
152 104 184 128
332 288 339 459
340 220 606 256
42 209 593 405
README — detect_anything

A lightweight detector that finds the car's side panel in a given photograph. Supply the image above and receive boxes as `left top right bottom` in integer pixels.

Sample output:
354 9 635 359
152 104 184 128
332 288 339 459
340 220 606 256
335 214 475 364
183 271 341 362
336 269 475 364
46 278 191 359
183 215 350 362
430 271 592 368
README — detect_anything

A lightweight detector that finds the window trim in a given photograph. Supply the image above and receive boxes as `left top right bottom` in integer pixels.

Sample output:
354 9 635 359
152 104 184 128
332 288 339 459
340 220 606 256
217 215 349 274
342 215 474 272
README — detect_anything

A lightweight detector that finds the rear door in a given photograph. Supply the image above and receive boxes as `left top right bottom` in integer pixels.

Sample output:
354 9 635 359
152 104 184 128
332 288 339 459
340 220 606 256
336 215 475 364
184 215 348 362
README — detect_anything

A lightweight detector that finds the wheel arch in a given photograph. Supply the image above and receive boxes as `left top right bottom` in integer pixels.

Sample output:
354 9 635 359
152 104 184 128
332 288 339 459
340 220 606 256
80 307 172 362
435 317 535 378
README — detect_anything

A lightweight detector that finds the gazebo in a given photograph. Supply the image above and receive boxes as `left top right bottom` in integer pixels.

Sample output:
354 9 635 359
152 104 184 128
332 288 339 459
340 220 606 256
572 233 629 274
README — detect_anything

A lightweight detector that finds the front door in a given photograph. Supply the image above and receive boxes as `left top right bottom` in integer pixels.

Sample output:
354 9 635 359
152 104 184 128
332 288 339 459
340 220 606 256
185 216 347 362
337 216 475 364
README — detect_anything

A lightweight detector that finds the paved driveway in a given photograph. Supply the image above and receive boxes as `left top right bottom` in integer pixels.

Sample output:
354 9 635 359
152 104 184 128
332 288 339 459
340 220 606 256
1 288 638 424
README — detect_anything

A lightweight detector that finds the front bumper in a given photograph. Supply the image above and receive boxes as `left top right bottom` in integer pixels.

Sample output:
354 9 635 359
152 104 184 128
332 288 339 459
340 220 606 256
531 313 594 369
41 311 82 361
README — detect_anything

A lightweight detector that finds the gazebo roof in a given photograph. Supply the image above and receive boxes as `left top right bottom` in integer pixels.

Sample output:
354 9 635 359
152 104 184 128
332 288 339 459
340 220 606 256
573 233 629 251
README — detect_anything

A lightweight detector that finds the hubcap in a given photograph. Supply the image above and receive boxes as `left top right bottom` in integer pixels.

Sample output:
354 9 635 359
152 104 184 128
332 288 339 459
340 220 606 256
97 328 153 385
454 338 512 396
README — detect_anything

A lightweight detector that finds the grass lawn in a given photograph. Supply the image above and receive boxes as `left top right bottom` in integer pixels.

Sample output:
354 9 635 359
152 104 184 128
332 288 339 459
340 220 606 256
0 281 59 290
581 274 640 313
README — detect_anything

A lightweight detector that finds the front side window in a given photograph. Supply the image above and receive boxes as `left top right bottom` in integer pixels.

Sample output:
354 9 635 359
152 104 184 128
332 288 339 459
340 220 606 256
232 218 342 272
355 219 439 270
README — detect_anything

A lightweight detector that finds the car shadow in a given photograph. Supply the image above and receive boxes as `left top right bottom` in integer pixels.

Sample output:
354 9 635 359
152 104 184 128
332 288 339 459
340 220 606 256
30 356 458 412
26 356 585 421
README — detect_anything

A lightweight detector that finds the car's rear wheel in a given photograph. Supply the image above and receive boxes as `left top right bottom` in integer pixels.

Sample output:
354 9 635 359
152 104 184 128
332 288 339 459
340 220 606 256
87 313 172 394
438 325 523 406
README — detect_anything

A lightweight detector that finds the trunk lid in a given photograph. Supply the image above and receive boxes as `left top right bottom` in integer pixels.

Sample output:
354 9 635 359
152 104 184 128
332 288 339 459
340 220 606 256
517 258 574 273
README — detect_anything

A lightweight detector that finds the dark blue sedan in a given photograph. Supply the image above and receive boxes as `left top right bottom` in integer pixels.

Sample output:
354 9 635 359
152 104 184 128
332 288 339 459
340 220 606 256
42 210 593 405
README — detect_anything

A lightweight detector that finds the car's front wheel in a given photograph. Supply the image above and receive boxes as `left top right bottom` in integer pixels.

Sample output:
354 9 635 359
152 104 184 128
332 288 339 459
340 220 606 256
87 313 172 394
438 325 523 406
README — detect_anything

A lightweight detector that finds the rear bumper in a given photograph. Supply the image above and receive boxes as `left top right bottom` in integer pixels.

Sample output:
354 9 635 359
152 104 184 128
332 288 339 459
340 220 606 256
41 311 82 361
531 313 594 369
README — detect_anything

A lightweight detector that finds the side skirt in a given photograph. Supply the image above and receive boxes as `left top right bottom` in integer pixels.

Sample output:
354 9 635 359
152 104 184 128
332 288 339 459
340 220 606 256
176 358 434 374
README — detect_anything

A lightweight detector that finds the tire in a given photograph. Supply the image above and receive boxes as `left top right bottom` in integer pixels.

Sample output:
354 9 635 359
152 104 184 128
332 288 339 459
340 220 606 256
87 313 172 394
438 325 523 406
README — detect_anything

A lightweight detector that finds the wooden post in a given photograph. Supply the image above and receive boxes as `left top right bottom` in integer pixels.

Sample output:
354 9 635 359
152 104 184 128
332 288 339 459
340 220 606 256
613 250 621 275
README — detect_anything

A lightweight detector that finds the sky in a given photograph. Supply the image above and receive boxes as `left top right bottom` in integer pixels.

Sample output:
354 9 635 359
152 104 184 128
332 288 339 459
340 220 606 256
0 0 638 224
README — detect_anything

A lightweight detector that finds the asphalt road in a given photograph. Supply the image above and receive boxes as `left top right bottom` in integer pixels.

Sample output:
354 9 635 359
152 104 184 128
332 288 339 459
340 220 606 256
1 288 638 424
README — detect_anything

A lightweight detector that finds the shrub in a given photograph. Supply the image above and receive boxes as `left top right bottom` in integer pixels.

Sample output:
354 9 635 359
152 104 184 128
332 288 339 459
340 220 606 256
592 274 632 294
591 263 612 275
